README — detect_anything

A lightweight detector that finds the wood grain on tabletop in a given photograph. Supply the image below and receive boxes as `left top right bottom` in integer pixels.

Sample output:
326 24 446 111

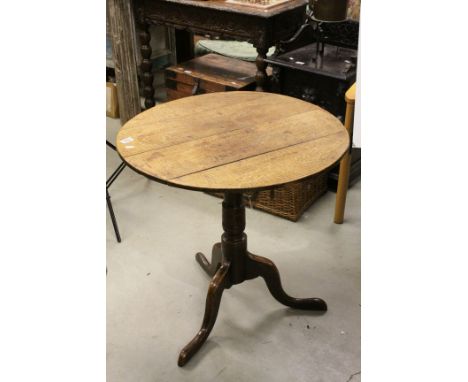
117 91 349 191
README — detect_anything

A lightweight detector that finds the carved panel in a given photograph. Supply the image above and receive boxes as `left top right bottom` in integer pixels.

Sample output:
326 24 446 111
140 0 306 48
144 1 257 42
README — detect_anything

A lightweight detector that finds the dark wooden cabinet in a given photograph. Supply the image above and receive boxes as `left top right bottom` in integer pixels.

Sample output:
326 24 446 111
266 42 357 122
265 20 360 190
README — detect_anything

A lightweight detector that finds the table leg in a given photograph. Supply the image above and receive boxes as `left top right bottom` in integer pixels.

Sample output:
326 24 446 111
178 192 327 366
139 21 155 109
178 262 230 367
195 243 222 277
245 252 327 310
255 46 269 92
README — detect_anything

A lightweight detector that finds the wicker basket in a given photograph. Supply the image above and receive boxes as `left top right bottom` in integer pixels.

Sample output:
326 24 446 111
210 172 328 222
247 172 328 222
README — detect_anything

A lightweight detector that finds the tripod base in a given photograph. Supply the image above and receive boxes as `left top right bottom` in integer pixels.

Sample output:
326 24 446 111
178 192 327 366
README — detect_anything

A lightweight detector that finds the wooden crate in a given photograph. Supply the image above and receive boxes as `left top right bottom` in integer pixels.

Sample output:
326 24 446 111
165 53 257 100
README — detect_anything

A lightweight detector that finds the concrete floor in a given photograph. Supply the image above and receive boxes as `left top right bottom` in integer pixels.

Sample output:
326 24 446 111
106 117 361 382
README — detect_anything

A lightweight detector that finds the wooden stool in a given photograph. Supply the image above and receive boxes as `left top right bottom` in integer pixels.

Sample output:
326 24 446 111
334 83 356 224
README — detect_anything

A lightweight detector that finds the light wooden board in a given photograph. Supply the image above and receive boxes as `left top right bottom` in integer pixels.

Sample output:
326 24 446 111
166 53 257 89
117 91 349 191
345 83 356 104
107 0 141 124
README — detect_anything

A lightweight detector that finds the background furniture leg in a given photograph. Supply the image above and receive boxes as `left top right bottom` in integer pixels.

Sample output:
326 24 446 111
106 140 126 242
334 83 356 224
334 152 351 223
254 46 269 91
106 189 121 243
139 21 155 109
106 162 126 189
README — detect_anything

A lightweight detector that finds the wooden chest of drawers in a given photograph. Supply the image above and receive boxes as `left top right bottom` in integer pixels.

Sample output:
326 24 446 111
165 53 258 101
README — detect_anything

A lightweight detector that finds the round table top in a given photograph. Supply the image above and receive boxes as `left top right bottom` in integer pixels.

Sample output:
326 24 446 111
116 91 349 192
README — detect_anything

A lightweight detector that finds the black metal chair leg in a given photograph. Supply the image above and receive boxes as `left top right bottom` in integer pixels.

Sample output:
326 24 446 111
107 162 126 188
106 140 117 151
106 140 126 242
107 189 121 243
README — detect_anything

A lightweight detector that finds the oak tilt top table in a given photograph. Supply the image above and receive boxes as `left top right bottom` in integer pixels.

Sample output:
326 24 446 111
116 91 349 366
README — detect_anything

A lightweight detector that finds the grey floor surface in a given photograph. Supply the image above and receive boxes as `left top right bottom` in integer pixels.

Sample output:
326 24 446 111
106 117 361 382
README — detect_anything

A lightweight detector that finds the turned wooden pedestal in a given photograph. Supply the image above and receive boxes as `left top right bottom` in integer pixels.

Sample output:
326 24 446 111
116 91 349 366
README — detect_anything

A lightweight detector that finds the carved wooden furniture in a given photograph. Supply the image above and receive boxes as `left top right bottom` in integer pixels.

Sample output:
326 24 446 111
334 83 356 224
135 0 308 108
265 20 358 121
116 91 349 366
266 42 357 120
165 53 257 100
265 19 360 191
